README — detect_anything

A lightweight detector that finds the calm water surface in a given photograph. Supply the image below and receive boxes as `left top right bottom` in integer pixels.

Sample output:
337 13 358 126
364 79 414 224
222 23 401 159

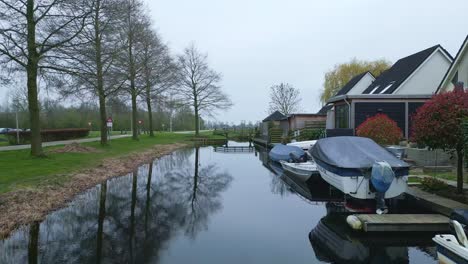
0 143 438 263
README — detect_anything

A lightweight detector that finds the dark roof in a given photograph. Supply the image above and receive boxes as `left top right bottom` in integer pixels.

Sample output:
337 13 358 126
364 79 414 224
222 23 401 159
317 105 332 115
262 110 286 122
363 45 453 94
335 72 371 96
436 35 468 93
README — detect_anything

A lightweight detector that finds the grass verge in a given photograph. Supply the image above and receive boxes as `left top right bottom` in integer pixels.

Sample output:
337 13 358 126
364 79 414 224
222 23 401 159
0 132 207 194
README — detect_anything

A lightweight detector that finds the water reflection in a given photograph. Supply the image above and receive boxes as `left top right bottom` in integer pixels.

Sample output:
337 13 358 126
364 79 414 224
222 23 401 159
0 147 232 264
309 211 437 264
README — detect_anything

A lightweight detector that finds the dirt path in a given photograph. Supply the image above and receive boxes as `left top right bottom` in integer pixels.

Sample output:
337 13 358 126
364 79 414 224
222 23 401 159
0 143 187 238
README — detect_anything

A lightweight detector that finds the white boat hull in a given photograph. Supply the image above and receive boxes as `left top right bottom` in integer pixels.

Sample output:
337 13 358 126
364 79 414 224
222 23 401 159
287 140 317 151
315 162 407 199
280 161 318 182
433 235 468 264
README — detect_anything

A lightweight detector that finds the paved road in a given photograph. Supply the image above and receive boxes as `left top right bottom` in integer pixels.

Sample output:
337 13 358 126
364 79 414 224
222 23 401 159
174 130 212 134
0 135 131 152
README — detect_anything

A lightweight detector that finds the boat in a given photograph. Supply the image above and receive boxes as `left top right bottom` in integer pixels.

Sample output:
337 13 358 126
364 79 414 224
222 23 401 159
268 144 305 162
433 220 468 264
310 136 409 200
287 140 317 151
280 160 318 182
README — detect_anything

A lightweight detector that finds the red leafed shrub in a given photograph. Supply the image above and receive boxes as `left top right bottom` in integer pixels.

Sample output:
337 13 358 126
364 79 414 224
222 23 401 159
411 90 468 152
356 114 402 145
412 90 468 193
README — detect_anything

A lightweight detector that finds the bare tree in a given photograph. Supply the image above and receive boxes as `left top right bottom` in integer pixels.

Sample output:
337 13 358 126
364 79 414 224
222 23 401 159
140 26 177 137
0 0 90 156
268 83 301 115
52 0 125 146
176 44 232 136
117 0 147 140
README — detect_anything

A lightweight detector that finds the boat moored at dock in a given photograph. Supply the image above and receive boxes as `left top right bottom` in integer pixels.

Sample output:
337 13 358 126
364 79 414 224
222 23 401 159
311 136 409 200
268 144 305 162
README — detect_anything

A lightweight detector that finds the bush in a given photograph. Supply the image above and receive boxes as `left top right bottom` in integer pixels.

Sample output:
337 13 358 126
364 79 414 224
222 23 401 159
6 128 90 145
298 128 325 141
420 177 449 192
356 114 402 145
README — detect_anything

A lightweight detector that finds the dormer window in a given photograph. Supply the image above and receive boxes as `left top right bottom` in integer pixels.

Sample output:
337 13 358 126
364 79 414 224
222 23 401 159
369 85 380 94
380 82 395 94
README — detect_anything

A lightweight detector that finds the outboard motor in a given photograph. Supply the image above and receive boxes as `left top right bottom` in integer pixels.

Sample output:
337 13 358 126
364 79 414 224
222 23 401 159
371 161 395 214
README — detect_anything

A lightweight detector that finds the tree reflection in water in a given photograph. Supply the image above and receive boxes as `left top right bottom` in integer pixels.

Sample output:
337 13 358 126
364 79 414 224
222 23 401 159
163 147 233 238
0 147 233 264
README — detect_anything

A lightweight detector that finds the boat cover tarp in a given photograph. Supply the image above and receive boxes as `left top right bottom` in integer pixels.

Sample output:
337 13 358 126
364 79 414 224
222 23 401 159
269 144 305 162
311 136 409 169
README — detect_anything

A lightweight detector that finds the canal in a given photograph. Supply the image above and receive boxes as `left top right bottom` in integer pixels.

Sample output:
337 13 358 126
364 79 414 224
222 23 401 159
0 143 438 263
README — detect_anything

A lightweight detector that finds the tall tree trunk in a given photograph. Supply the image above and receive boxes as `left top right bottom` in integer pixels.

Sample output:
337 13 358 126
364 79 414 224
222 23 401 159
131 89 138 140
27 0 42 156
146 87 154 137
95 0 108 146
98 93 108 145
194 96 199 136
457 148 464 194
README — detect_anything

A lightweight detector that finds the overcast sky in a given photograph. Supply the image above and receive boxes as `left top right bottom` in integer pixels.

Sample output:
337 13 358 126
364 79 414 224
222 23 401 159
143 0 468 123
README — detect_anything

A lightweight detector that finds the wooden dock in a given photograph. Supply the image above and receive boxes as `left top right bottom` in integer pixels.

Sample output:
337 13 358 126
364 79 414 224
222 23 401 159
350 214 450 232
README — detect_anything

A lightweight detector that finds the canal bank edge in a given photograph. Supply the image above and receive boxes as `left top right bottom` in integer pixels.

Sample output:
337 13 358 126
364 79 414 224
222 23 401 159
0 142 188 239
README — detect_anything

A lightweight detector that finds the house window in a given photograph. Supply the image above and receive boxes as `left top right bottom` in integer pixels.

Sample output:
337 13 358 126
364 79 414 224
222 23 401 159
335 104 349 128
369 85 380 94
380 82 395 94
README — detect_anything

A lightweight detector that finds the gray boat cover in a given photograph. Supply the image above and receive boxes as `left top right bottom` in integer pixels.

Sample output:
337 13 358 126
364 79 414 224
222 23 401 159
310 136 409 169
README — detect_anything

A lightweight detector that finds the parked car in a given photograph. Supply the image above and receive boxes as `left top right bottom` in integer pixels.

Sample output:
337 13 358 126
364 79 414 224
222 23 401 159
0 128 8 134
0 128 22 134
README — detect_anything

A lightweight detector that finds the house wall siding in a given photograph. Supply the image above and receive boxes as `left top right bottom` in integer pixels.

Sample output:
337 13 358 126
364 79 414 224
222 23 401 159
395 50 452 95
354 102 406 133
408 102 425 137
441 48 468 92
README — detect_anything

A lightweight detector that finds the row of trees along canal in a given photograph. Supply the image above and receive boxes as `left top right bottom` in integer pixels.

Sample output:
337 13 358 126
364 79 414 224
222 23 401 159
0 0 232 157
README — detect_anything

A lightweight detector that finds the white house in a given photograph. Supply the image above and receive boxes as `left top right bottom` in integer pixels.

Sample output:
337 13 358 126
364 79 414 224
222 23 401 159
323 44 453 138
438 35 468 93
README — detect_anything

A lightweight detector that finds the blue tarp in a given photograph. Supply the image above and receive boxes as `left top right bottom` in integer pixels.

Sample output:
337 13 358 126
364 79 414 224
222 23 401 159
311 136 409 170
269 144 305 162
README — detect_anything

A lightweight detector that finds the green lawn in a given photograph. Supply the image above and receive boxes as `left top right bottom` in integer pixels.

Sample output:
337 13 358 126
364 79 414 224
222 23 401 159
0 135 8 146
0 132 195 194
410 169 458 182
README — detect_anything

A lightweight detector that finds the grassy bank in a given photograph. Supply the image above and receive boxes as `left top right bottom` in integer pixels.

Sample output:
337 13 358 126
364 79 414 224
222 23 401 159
410 168 462 182
0 132 206 194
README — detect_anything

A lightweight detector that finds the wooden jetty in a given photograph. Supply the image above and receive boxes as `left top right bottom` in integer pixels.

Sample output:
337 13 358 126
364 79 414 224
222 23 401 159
252 137 273 148
214 146 254 153
348 214 450 232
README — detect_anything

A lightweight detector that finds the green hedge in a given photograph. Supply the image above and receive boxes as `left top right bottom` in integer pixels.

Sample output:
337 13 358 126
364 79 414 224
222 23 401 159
297 128 325 141
6 128 90 145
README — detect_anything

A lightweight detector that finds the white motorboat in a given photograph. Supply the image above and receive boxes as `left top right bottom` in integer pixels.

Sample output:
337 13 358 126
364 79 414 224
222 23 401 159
280 160 318 181
287 140 317 151
311 137 409 200
433 220 468 264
